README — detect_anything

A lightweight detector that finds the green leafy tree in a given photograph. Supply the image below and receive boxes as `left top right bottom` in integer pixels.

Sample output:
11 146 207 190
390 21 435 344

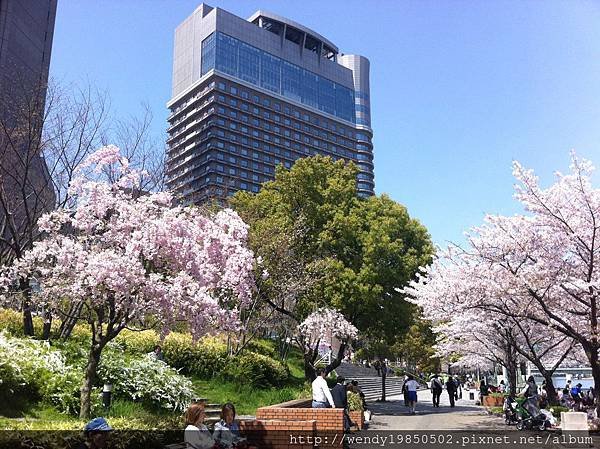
230 156 433 380
392 318 441 374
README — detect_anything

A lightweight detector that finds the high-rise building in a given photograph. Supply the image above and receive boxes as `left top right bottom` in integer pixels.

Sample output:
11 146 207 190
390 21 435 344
0 0 57 262
166 4 374 204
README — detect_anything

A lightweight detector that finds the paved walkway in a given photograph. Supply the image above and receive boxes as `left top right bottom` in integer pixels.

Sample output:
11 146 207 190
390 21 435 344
358 390 598 449
367 389 505 430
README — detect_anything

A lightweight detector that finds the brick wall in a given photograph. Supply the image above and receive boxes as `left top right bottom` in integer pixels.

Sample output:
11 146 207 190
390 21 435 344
256 399 344 431
253 398 350 449
240 419 315 449
348 410 364 430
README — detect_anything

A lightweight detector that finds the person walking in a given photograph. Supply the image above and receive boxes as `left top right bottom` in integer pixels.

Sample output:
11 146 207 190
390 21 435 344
446 376 457 408
404 375 419 414
454 376 463 400
374 359 381 377
571 383 584 411
312 368 335 408
431 374 443 408
351 380 368 410
479 379 489 406
402 376 409 406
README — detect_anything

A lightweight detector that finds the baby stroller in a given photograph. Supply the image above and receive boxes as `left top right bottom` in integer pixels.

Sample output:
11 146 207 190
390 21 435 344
514 397 550 431
503 395 519 425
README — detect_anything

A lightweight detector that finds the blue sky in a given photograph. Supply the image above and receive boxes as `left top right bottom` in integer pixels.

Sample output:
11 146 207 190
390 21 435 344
50 0 600 246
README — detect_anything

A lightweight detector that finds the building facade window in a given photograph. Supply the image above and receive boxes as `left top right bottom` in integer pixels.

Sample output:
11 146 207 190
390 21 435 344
204 32 356 123
201 33 216 76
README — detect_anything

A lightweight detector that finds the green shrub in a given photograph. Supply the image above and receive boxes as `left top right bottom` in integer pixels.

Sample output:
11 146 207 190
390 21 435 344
347 391 363 411
97 351 194 412
0 332 81 414
245 339 276 358
45 368 82 414
549 406 569 418
52 338 89 366
354 348 368 361
66 322 92 341
489 392 506 398
0 308 27 335
489 406 503 415
224 351 289 388
161 332 228 378
115 329 160 354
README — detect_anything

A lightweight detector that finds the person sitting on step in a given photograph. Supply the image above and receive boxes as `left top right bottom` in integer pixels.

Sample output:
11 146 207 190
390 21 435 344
214 402 249 448
185 402 215 449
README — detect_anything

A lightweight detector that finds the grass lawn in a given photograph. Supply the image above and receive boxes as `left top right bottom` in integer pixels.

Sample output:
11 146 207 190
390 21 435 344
192 378 310 416
191 343 309 415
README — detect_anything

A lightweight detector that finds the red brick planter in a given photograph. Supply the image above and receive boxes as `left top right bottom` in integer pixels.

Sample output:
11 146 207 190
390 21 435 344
483 395 504 407
250 398 348 449
348 410 365 430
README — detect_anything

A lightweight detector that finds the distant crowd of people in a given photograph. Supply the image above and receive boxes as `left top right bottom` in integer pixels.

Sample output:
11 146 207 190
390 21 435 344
428 374 462 409
479 375 596 412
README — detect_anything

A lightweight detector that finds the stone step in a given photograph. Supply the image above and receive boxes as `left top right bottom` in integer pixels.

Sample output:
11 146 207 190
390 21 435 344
338 374 406 400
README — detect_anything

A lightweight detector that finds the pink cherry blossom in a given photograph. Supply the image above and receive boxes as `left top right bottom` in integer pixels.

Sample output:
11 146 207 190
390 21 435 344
0 145 256 339
405 152 600 406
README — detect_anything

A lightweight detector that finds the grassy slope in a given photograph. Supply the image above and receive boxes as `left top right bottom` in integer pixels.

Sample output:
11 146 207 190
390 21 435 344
192 343 310 415
0 335 309 429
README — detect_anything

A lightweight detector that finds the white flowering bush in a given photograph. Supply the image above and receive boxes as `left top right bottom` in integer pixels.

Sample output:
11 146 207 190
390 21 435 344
97 350 193 412
0 332 81 413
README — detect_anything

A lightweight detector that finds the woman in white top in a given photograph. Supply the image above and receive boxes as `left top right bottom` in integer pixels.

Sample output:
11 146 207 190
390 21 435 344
404 375 420 415
184 402 215 449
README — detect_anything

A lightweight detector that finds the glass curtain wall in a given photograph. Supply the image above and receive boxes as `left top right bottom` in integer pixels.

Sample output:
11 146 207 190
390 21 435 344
201 32 355 123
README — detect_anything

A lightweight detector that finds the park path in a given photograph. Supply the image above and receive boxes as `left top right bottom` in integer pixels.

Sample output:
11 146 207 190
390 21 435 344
367 389 505 430
357 390 598 449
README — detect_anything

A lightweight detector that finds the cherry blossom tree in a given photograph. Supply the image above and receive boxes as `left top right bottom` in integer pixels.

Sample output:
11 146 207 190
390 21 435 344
432 307 580 402
406 153 600 412
0 145 255 418
298 307 358 380
433 311 521 394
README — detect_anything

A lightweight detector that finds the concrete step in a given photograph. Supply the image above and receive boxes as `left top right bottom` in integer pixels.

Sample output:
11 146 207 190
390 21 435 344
340 375 406 400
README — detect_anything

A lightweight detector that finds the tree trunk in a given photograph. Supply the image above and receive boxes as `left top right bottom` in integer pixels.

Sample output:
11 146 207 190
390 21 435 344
21 279 34 336
506 360 518 396
304 351 317 382
325 343 346 375
23 303 34 336
59 301 83 339
80 342 103 419
41 310 52 340
542 373 558 406
589 347 600 417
